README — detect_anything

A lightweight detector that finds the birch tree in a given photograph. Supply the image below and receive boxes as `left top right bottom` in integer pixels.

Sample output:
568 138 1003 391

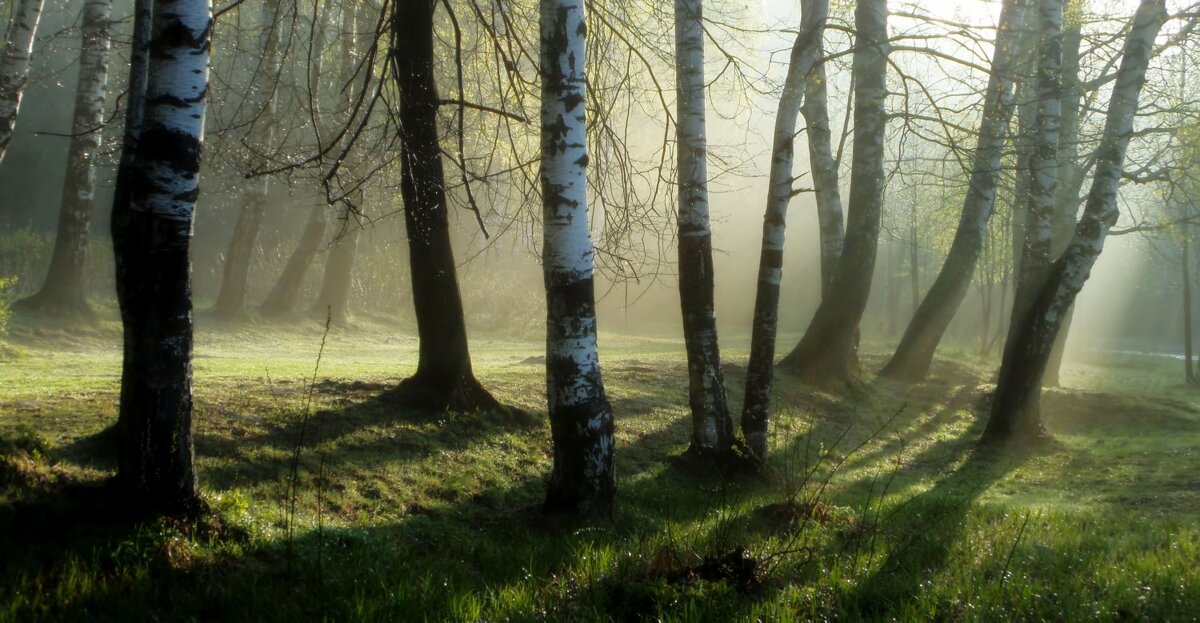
880 0 1031 382
983 0 1168 443
113 0 211 509
778 0 889 388
673 0 734 455
741 0 828 462
14 0 112 318
0 0 43 164
541 0 616 514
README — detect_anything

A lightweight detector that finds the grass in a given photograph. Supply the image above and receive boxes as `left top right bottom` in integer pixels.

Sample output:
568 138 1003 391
0 311 1198 621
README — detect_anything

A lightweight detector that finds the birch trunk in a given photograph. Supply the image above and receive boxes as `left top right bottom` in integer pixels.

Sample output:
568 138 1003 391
213 0 283 317
879 0 1029 382
778 0 888 388
114 0 210 510
541 0 615 514
390 0 496 411
741 0 828 462
14 0 111 318
672 0 735 454
0 0 43 164
801 2 844 298
984 0 1167 444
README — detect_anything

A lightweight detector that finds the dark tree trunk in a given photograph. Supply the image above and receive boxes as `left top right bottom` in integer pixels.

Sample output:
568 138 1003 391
878 0 1029 381
390 0 496 412
259 202 328 318
983 0 1167 444
778 0 889 388
311 218 360 326
113 0 209 511
14 0 111 319
212 0 282 318
540 0 616 514
741 0 828 462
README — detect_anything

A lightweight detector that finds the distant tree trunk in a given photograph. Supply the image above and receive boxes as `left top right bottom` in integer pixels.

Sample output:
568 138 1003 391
390 0 496 411
908 218 920 315
879 0 1029 381
1183 228 1195 384
887 239 901 336
672 0 735 454
311 2 362 327
259 202 328 317
778 0 889 388
113 0 209 510
742 0 828 463
311 219 360 326
13 0 111 318
213 0 282 317
983 0 1167 444
540 0 615 515
0 0 43 164
801 8 844 298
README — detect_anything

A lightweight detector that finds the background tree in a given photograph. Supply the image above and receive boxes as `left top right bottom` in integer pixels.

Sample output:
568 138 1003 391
778 0 889 388
13 0 112 319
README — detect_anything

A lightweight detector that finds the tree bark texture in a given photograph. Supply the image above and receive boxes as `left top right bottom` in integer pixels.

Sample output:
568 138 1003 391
984 0 1167 444
114 0 210 509
540 0 616 515
741 0 828 463
801 0 844 299
672 0 735 454
879 0 1030 382
213 0 283 317
0 0 43 164
15 0 111 318
778 0 888 388
391 0 495 411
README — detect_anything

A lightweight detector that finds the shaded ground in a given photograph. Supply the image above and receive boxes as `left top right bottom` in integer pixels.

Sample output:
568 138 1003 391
1 319 1198 620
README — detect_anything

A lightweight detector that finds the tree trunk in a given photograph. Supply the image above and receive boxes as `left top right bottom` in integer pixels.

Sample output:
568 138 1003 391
13 0 111 318
311 219 360 326
672 0 735 455
540 0 615 515
879 0 1029 381
389 0 496 412
983 0 1167 444
259 202 328 317
1184 229 1195 384
113 0 209 511
802 10 844 298
0 0 43 164
741 0 828 463
778 0 889 388
213 0 282 317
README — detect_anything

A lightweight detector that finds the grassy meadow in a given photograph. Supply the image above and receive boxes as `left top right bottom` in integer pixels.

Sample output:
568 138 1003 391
0 312 1198 621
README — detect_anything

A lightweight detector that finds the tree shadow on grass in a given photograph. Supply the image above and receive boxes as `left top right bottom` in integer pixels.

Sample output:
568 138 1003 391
845 441 1045 618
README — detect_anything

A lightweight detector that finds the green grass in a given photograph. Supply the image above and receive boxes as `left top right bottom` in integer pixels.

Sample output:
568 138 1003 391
1 313 1198 621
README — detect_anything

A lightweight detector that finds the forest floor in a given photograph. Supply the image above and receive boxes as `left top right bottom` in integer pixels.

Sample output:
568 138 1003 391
0 311 1198 621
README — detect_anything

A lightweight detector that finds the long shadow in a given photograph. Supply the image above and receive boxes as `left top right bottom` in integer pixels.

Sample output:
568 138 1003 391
845 443 1037 617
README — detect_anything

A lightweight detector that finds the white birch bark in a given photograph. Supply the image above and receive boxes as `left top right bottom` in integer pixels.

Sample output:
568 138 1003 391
742 0 828 461
985 0 1168 442
0 0 44 163
541 0 615 513
674 0 735 453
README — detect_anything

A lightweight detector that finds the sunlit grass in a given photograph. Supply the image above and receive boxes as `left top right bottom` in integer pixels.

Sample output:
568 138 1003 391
1 315 1197 620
